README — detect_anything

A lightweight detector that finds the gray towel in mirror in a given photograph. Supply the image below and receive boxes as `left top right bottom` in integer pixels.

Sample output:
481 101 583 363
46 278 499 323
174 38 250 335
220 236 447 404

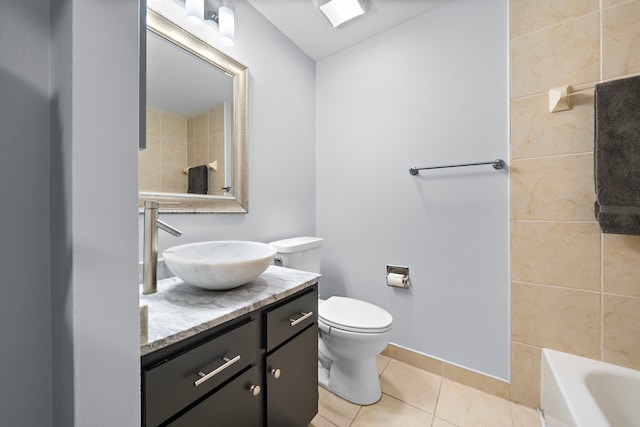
594 75 640 235
188 165 209 195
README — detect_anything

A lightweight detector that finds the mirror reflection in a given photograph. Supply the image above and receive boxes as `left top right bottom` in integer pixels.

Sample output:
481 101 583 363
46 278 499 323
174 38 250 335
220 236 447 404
139 10 248 213
141 31 233 197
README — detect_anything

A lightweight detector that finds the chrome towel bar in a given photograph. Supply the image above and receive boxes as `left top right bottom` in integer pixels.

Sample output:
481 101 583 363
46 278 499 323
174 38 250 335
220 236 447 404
409 159 505 176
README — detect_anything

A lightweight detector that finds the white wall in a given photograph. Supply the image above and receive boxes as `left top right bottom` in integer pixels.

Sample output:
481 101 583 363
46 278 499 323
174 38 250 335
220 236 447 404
51 0 140 425
316 0 510 380
0 2 53 425
140 0 317 253
2 0 140 425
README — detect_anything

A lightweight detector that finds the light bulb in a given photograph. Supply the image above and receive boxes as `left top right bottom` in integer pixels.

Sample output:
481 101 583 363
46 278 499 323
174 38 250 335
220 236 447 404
218 6 234 46
185 0 204 27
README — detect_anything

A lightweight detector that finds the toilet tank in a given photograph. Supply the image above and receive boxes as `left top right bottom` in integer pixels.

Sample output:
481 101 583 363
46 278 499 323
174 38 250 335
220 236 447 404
268 237 323 273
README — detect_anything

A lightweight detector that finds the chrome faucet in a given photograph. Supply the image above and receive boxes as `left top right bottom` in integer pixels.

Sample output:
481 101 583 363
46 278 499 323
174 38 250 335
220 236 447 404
143 201 182 295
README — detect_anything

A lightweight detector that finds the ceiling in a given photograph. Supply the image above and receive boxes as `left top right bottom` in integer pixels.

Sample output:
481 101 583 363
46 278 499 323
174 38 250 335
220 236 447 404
246 0 452 61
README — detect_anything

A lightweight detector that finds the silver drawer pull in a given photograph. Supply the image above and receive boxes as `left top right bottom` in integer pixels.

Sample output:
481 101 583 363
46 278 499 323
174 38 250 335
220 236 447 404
289 311 313 327
194 355 241 387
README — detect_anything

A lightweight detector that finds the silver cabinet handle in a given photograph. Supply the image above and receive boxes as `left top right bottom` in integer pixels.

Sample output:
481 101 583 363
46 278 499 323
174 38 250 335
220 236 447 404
194 355 241 387
270 368 281 379
250 385 261 396
289 311 313 327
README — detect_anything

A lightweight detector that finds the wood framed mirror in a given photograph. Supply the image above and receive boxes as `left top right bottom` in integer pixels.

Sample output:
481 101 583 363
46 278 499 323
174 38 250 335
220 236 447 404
139 9 248 213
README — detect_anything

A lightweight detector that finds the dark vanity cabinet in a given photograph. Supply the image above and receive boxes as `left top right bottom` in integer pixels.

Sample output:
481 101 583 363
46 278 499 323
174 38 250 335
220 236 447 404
264 289 319 427
141 285 318 427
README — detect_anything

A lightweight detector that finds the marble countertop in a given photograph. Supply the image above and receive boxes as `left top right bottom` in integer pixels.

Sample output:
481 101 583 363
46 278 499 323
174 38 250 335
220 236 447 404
139 265 321 356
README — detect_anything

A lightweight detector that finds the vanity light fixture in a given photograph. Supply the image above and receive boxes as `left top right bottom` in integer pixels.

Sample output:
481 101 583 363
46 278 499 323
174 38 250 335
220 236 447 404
177 0 235 46
313 0 366 28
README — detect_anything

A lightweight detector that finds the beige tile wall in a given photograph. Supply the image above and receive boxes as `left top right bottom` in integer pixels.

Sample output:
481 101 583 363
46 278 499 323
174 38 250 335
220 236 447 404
140 105 226 194
510 0 640 408
187 103 226 196
140 108 187 193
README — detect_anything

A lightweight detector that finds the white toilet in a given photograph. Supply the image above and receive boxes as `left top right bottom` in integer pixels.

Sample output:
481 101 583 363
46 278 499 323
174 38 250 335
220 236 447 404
269 236 393 405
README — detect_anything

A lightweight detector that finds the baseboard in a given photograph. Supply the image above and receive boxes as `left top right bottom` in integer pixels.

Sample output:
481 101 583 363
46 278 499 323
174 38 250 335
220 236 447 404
381 343 511 400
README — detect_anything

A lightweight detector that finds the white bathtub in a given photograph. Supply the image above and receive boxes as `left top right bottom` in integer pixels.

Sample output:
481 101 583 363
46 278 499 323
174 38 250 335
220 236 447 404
541 348 640 427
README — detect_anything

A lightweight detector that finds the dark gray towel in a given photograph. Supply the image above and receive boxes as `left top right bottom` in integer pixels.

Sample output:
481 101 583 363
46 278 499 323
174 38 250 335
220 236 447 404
594 75 640 235
187 165 208 194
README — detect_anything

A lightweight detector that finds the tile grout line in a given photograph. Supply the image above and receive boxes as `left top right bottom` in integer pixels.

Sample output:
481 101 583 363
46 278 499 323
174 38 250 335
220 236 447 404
510 10 600 42
594 0 604 360
430 375 444 427
599 0 605 365
512 280 602 294
511 152 594 162
508 396 515 427
348 404 363 427
600 231 605 361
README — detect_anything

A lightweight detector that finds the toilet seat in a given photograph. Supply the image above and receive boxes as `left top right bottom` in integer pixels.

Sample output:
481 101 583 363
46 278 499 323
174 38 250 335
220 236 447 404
319 296 393 334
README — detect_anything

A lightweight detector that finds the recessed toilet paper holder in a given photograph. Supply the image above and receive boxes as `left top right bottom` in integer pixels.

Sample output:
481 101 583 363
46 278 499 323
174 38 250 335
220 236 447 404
386 265 409 288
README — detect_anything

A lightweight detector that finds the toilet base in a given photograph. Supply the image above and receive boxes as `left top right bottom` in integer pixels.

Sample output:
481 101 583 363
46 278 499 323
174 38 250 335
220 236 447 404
318 356 382 405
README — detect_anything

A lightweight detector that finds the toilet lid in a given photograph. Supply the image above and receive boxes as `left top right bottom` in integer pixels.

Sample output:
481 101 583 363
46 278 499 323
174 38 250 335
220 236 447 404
319 296 393 333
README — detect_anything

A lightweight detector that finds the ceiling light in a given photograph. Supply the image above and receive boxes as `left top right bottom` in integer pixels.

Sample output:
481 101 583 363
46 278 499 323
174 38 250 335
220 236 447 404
317 0 365 28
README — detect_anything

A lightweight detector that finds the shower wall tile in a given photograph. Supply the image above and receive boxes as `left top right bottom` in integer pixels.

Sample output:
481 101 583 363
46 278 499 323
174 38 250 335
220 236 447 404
146 108 161 138
603 234 640 297
144 105 225 194
194 138 209 167
603 294 640 369
510 94 593 160
511 221 601 290
193 112 208 141
511 282 601 358
208 103 224 136
510 154 595 221
510 0 640 410
187 118 195 167
162 160 186 193
160 111 185 143
209 133 225 162
602 0 640 79
510 0 598 38
509 342 540 408
187 117 194 142
510 13 599 98
161 131 187 163
161 118 186 193
139 135 161 192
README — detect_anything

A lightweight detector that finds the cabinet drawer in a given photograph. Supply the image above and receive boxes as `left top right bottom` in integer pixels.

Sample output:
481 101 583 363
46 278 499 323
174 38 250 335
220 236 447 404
168 365 262 427
266 288 317 352
144 319 258 427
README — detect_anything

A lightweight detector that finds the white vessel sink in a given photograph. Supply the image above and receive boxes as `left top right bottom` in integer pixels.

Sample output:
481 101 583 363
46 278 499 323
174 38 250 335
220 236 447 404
163 241 277 290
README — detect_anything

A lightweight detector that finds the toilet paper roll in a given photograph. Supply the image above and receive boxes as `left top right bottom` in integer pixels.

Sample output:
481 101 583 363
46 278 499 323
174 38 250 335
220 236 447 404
387 273 407 288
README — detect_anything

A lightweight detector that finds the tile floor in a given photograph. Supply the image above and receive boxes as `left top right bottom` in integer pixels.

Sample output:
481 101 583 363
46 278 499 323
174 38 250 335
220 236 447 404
309 355 541 427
